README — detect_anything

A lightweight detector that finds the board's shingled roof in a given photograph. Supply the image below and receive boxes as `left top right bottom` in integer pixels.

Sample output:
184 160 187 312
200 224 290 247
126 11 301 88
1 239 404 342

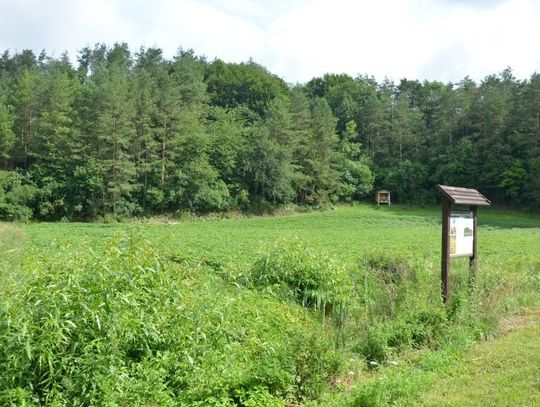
436 185 491 206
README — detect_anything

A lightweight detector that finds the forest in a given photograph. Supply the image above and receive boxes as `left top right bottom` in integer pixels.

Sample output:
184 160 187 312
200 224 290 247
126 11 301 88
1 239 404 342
0 43 539 221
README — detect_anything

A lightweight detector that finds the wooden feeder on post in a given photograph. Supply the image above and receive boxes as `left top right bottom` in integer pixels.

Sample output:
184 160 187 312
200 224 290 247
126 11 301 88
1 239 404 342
376 190 391 205
436 185 491 304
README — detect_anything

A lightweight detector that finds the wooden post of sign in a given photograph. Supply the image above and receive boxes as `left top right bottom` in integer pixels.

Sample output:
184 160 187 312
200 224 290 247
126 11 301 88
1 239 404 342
469 205 478 289
441 199 451 304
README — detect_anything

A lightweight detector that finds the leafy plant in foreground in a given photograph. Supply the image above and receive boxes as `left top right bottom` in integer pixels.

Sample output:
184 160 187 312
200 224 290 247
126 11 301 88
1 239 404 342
250 239 353 318
0 233 342 405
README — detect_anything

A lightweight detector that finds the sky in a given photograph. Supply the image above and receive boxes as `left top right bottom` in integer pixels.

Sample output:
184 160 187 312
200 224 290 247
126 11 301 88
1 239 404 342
1 0 539 84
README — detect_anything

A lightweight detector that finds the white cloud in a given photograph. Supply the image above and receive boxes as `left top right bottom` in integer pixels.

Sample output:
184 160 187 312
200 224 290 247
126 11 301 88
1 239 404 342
0 0 539 83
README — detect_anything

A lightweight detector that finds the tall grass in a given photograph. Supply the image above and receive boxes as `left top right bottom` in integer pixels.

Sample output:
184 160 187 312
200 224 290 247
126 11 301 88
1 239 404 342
0 234 341 405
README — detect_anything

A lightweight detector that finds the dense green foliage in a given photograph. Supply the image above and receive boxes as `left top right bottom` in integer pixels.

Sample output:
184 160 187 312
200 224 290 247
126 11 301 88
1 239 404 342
0 231 341 406
1 205 539 405
1 45 538 220
0 45 371 220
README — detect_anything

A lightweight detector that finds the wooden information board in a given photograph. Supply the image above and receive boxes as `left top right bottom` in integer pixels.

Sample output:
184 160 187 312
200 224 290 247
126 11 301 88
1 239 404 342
436 185 491 304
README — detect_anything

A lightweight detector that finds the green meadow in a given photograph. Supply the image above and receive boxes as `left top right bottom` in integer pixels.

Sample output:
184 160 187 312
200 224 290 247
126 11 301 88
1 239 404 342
1 204 539 405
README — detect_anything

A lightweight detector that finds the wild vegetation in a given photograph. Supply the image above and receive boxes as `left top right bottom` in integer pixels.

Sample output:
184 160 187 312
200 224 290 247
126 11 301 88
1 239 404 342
1 42 539 405
1 44 539 221
1 205 539 405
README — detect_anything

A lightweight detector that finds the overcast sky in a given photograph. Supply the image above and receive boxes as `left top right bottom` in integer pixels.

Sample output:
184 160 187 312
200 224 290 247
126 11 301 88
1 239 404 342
1 0 539 84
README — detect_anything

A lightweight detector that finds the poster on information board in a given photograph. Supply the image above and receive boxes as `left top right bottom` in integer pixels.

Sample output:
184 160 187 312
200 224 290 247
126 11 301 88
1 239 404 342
449 211 474 257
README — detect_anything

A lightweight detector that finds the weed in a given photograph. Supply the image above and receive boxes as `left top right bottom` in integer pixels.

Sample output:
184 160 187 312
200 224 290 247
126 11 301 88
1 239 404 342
250 239 353 318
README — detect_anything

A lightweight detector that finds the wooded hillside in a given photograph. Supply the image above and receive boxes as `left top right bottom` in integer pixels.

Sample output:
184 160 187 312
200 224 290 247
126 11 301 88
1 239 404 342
0 44 538 220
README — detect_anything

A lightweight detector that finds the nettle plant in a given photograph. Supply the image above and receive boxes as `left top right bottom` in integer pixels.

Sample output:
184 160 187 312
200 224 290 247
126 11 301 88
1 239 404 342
250 239 353 320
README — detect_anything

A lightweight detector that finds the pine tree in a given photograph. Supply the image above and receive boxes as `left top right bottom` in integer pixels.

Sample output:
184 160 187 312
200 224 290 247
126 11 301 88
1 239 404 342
92 46 137 217
0 94 15 170
31 57 80 218
309 97 340 202
132 49 161 213
11 68 43 170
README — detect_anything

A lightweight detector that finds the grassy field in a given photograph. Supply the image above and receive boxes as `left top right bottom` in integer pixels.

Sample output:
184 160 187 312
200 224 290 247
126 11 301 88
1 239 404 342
21 204 540 265
421 307 540 406
1 204 539 405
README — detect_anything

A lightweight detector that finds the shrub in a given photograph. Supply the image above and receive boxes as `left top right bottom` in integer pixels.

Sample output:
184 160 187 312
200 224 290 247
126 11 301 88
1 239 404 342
363 251 413 286
384 307 448 350
408 308 448 348
353 306 448 369
0 233 341 405
385 319 414 350
250 239 353 317
354 326 388 368
356 252 417 321
0 170 36 221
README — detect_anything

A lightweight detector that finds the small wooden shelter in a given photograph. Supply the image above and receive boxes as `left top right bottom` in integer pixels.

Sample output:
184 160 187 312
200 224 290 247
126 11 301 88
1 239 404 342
376 190 391 205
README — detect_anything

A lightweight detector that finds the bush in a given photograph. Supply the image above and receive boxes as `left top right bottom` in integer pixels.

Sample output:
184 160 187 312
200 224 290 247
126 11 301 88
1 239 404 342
354 326 388 368
0 170 36 221
408 308 448 347
354 309 448 370
356 252 417 321
385 308 448 351
0 233 341 405
250 239 353 317
363 251 413 285
349 253 423 368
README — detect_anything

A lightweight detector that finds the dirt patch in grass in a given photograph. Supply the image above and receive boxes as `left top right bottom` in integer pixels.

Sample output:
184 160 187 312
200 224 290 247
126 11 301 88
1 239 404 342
499 307 540 334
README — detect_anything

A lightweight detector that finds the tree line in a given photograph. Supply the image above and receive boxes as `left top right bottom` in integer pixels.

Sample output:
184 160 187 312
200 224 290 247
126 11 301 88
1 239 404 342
0 43 538 220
